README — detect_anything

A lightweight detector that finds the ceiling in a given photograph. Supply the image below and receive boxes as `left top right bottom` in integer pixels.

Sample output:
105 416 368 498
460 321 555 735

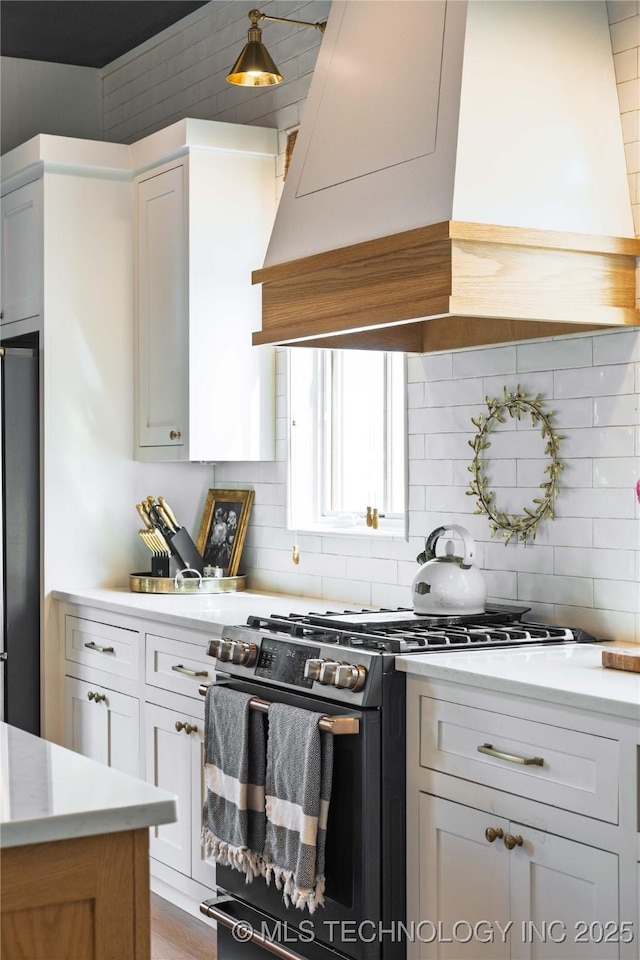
1 1 210 69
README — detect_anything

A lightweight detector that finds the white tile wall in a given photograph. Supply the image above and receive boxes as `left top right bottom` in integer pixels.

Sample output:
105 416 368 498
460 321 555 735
100 2 640 642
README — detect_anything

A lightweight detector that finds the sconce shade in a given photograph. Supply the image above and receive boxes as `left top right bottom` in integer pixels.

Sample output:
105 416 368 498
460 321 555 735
226 25 284 85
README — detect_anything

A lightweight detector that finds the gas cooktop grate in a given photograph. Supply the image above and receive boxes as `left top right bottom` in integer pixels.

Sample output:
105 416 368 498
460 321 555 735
243 606 594 654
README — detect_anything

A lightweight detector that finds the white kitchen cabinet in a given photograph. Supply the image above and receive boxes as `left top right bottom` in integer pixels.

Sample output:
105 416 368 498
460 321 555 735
406 675 638 960
58 598 219 908
65 675 140 778
144 698 216 891
1 179 42 328
63 611 142 777
133 120 278 462
418 794 618 960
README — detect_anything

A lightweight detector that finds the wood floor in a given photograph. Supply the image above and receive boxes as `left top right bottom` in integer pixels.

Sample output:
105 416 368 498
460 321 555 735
150 893 216 960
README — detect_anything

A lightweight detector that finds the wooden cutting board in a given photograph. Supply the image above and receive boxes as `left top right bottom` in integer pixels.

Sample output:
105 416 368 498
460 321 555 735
602 649 640 673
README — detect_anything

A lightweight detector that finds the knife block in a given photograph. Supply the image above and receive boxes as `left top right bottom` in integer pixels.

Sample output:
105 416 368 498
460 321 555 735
166 527 204 574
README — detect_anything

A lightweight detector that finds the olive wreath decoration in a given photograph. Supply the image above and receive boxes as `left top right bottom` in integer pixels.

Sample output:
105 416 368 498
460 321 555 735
466 386 564 545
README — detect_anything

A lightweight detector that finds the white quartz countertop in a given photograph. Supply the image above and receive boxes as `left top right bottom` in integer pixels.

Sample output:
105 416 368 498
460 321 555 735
52 586 364 632
0 722 177 848
397 643 640 720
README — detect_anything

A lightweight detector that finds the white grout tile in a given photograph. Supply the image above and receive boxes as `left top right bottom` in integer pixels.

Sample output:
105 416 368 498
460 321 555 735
615 47 639 82
555 364 635 398
517 337 592 373
561 426 635 458
592 329 640 364
554 546 637 580
610 15 640 53
594 517 640 549
594 578 640 613
618 77 640 112
621 109 640 143
608 2 639 27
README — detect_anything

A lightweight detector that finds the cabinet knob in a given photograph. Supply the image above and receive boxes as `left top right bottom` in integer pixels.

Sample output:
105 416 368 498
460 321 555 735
175 720 198 734
87 691 106 703
169 430 182 440
485 826 504 843
504 833 524 850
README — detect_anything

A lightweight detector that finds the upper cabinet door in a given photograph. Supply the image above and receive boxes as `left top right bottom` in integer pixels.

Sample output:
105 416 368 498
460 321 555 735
135 164 187 452
133 123 277 463
1 180 42 328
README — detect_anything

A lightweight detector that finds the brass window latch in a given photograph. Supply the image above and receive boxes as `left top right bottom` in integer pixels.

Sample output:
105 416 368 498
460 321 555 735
366 506 384 529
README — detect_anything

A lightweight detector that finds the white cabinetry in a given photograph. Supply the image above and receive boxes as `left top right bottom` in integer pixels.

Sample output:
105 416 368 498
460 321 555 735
406 675 638 960
144 628 216 891
63 611 142 777
65 675 140 778
133 120 278 462
59 600 219 912
418 795 619 960
1 179 42 328
1 135 133 740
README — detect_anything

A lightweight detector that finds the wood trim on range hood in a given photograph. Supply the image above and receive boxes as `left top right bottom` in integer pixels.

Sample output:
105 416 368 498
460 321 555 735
252 221 640 353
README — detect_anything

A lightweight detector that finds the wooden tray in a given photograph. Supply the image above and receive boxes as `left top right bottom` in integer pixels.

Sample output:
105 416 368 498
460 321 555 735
601 649 640 673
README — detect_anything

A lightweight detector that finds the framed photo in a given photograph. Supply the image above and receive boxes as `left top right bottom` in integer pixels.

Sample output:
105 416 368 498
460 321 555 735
196 489 254 577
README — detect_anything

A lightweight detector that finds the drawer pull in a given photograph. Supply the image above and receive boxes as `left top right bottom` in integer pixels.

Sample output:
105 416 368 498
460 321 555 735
87 691 106 703
504 833 524 851
485 826 504 843
478 742 544 767
172 664 209 678
175 721 198 735
84 641 115 654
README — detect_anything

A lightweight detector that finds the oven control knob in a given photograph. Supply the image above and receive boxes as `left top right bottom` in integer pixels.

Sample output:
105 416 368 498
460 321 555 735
318 661 341 684
229 640 258 667
207 639 231 661
304 659 326 682
207 638 257 667
334 662 367 692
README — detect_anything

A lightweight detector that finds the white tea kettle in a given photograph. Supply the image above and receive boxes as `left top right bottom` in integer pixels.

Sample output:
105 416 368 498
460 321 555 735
412 525 487 616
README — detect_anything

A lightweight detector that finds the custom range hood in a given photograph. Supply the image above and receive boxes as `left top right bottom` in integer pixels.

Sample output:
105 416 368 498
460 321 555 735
253 1 640 352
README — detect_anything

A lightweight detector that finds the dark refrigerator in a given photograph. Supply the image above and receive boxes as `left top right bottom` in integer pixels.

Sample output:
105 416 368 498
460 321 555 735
1 336 40 734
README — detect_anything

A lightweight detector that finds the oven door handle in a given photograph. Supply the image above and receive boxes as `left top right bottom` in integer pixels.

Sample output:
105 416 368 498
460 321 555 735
200 896 311 960
198 681 360 735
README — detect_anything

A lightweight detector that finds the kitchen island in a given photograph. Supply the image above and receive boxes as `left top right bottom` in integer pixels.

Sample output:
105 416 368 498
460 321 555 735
0 721 177 960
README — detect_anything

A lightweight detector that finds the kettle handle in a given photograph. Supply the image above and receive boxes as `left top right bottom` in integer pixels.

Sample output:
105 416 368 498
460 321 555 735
424 525 476 568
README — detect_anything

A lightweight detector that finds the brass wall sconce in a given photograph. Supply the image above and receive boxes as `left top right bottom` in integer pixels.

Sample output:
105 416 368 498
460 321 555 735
227 8 326 86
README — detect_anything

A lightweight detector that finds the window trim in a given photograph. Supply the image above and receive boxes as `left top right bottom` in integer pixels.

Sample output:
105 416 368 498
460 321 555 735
287 348 409 540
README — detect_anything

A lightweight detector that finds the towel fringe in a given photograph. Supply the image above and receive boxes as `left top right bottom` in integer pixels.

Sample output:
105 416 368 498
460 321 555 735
202 826 263 880
261 862 326 914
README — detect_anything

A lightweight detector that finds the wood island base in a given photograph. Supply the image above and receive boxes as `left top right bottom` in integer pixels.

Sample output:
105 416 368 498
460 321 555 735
1 828 151 960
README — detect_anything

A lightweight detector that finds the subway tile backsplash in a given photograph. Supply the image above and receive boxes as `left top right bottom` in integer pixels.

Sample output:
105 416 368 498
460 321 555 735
215 327 640 643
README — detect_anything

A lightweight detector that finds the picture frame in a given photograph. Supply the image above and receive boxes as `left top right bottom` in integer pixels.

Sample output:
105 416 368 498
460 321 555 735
196 489 254 577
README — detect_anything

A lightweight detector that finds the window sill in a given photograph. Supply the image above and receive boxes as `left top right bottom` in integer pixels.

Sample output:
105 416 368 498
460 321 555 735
292 519 408 540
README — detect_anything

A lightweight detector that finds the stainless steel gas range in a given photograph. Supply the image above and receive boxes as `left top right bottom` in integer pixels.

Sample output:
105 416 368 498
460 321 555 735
200 604 593 960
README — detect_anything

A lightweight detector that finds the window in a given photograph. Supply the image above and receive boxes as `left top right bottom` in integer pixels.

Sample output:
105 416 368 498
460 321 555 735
288 348 407 536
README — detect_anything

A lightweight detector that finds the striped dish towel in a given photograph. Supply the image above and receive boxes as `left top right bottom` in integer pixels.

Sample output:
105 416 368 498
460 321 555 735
201 685 266 880
262 703 333 914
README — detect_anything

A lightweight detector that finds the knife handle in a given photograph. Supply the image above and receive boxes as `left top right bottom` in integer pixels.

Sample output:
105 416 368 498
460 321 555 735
136 503 154 530
158 496 180 530
156 502 176 533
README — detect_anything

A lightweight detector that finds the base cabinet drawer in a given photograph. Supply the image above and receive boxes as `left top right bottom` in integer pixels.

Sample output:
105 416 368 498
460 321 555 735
420 698 619 823
145 634 212 699
65 615 140 681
